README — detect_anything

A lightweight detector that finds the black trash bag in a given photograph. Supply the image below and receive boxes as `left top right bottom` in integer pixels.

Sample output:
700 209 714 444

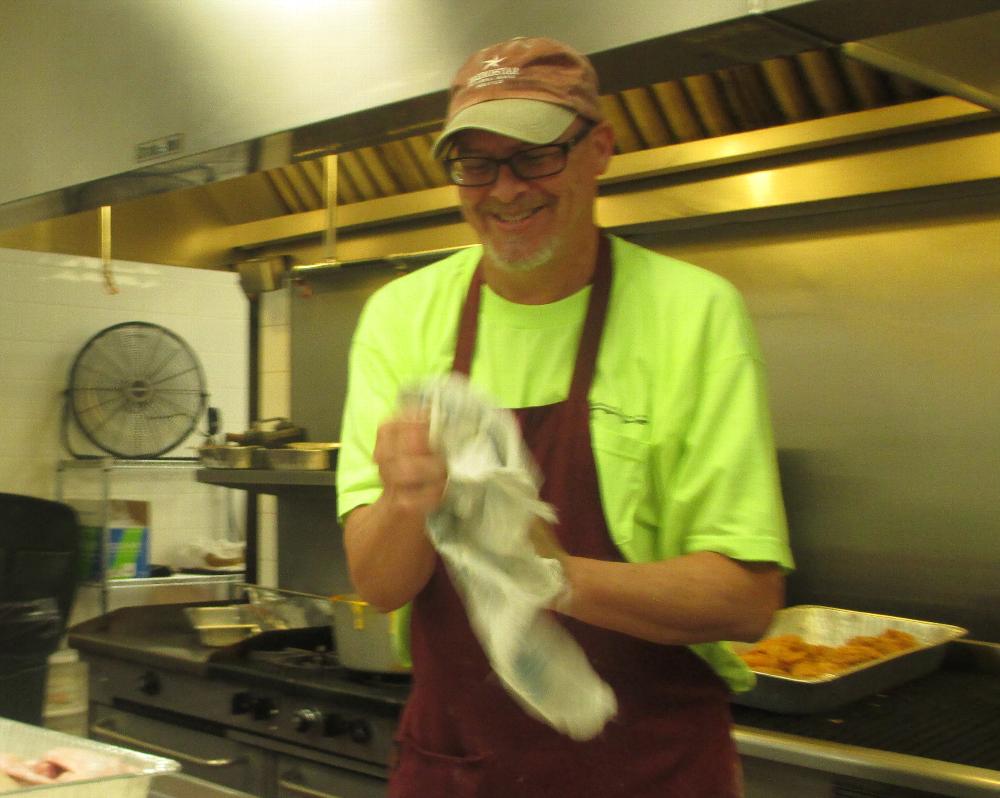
0 597 63 725
0 492 81 624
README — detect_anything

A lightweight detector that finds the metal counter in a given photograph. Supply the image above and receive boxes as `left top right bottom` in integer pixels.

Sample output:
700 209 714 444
72 607 999 797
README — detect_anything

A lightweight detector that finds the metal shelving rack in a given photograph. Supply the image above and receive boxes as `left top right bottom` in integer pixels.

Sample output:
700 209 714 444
56 458 243 615
195 467 336 493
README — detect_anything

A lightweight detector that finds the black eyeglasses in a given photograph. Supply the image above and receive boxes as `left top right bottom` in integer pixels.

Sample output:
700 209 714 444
444 124 594 187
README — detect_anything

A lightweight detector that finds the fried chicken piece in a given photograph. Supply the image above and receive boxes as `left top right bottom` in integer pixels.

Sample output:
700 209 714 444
738 626 922 679
880 629 918 651
740 649 780 669
789 659 836 678
826 642 883 666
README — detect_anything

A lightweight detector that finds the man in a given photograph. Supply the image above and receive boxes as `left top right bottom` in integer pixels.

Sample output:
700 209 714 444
337 36 792 797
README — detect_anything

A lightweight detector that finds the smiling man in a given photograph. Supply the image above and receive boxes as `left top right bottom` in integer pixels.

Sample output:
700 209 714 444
337 36 792 797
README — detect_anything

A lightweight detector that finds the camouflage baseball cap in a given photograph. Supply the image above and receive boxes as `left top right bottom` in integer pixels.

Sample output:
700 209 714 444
432 36 603 158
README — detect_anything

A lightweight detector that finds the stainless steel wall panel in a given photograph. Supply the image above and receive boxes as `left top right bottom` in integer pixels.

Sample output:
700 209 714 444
631 191 1000 640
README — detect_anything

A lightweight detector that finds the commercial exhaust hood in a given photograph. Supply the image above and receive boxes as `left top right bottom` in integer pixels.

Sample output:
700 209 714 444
1 0 997 254
844 10 1000 112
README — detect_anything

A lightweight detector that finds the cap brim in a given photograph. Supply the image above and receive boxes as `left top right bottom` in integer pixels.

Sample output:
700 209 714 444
432 100 575 159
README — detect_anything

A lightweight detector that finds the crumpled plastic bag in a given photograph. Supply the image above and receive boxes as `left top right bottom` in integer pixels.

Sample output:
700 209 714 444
400 374 617 740
171 539 246 571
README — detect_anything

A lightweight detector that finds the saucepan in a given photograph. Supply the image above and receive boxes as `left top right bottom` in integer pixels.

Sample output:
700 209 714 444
329 593 410 674
238 584 409 674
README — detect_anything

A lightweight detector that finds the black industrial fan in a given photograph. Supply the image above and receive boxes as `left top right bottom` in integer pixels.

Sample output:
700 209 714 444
63 321 210 459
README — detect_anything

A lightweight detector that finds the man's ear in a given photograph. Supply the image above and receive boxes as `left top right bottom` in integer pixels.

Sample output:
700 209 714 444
590 121 616 176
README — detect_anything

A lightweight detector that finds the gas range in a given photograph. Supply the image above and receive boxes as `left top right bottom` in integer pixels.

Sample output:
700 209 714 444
202 626 409 764
70 604 409 797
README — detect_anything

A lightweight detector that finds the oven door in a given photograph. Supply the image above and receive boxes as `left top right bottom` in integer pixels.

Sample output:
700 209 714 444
90 705 269 795
276 753 387 798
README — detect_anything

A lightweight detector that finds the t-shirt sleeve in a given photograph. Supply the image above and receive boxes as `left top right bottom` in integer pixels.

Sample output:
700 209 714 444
335 294 401 522
660 289 793 569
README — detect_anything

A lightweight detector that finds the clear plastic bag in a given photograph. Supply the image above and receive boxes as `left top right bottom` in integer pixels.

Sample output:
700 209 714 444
401 375 617 740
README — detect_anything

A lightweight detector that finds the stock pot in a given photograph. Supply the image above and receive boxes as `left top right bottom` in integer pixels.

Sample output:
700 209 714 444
241 584 409 674
329 594 410 674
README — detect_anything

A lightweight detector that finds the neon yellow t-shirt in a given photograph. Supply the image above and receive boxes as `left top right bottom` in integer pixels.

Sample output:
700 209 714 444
337 235 792 690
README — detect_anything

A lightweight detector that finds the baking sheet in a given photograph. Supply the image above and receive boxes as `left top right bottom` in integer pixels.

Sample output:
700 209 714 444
0 717 179 797
730 605 967 714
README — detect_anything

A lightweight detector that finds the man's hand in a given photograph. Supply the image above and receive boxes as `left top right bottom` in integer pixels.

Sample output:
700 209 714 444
528 518 575 613
373 411 448 519
343 411 446 613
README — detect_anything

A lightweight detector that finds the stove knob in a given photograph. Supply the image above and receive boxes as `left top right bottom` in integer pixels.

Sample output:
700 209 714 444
138 671 161 696
231 691 254 715
252 696 278 721
292 708 323 733
323 713 347 737
347 718 372 744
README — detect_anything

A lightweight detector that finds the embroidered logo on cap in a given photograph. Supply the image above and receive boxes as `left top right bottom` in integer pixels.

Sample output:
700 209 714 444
468 55 520 90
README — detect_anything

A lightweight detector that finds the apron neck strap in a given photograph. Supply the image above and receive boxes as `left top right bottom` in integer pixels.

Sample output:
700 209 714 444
452 233 613 401
569 233 611 401
452 266 484 376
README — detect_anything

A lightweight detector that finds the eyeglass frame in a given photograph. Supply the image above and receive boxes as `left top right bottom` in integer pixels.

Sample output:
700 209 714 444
442 122 596 187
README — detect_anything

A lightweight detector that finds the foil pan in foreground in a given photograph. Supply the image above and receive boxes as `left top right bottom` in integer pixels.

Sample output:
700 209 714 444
730 605 967 714
0 717 179 797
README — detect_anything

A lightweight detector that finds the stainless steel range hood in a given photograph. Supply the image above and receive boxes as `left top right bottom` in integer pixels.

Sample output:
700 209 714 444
1 0 997 244
844 10 1000 112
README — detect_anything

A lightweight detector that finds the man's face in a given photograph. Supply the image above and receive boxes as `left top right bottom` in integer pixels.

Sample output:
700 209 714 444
452 120 613 273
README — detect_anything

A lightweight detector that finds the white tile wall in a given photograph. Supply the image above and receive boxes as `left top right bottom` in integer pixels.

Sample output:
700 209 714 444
256 286 292 586
0 248 249 611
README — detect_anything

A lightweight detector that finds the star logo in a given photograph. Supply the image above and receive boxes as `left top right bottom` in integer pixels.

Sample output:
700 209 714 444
482 56 505 69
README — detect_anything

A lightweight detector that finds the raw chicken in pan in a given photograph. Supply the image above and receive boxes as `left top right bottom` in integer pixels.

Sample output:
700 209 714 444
0 747 135 791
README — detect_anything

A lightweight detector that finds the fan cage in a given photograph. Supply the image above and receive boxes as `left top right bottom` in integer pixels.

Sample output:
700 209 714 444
66 321 209 459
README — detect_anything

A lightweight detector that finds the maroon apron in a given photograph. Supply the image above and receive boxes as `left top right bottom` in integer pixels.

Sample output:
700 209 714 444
390 235 741 798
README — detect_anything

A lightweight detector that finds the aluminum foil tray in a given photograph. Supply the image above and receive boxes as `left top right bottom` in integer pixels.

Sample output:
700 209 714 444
241 584 335 629
184 605 262 647
730 605 967 714
0 717 179 797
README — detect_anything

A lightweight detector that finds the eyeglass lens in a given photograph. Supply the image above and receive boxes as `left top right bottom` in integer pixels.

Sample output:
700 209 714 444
446 125 593 187
449 146 567 186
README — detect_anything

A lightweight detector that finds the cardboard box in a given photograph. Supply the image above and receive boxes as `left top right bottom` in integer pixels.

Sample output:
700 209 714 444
70 499 151 580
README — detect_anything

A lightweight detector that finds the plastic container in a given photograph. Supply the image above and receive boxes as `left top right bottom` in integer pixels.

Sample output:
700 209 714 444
70 499 151 581
43 707 89 738
0 717 179 796
45 649 89 717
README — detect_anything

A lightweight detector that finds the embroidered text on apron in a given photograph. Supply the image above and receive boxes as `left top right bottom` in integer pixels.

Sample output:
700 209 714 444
390 235 741 797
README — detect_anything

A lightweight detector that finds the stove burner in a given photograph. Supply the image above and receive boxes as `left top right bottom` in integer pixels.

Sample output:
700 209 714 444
248 647 411 685
249 647 342 672
344 668 411 686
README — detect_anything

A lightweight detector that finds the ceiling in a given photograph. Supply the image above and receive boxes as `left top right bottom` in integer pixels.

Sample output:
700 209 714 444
3 0 999 270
